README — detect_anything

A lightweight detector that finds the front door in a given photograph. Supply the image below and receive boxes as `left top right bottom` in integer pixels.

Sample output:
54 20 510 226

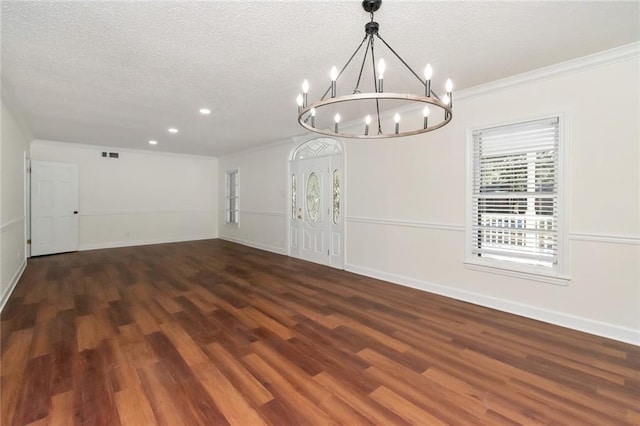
31 161 79 256
289 138 344 268
297 156 331 265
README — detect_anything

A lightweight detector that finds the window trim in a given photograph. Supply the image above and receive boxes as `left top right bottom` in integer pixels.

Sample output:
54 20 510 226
464 112 569 285
225 169 239 226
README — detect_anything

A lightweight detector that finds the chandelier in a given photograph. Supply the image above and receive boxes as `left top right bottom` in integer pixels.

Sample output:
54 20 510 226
296 0 453 139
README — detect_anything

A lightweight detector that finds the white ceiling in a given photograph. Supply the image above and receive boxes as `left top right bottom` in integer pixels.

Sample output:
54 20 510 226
2 1 639 157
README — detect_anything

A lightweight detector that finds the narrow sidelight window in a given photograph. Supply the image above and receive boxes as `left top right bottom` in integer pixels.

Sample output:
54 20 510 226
226 170 239 225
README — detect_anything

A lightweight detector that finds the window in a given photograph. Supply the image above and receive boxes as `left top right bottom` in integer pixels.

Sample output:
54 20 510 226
468 116 565 279
225 169 239 225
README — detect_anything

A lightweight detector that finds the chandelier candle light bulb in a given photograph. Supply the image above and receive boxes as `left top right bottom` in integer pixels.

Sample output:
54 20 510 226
296 0 453 138
377 58 386 93
296 94 304 113
365 114 372 135
424 64 433 96
423 106 430 129
330 66 338 98
302 79 309 107
442 93 450 119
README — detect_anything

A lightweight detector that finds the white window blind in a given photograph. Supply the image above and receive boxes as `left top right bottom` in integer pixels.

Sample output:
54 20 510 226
471 117 559 269
226 170 239 224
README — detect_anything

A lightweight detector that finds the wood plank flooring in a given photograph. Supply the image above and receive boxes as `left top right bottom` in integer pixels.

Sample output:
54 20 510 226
2 239 639 425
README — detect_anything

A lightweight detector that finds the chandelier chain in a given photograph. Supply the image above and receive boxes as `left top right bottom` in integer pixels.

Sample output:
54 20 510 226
369 36 383 134
353 36 373 94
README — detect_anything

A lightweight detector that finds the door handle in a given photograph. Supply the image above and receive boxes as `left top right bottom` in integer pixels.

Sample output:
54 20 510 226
73 211 78 214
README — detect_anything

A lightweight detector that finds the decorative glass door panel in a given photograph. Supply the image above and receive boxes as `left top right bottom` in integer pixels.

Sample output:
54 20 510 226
291 174 296 219
306 172 320 222
296 157 328 265
332 169 340 225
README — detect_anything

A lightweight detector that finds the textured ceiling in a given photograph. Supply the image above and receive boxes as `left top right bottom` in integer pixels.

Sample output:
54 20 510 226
2 1 639 156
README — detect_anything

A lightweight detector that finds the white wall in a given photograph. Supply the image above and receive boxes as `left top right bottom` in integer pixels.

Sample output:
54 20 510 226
345 50 639 345
31 140 218 250
218 142 291 254
218 45 640 345
1 100 30 310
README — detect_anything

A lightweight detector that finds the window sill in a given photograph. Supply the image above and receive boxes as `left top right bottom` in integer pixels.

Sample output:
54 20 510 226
464 261 570 286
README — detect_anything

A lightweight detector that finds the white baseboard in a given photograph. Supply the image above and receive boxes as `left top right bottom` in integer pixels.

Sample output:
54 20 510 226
79 235 217 251
0 259 27 313
345 263 639 346
219 236 286 256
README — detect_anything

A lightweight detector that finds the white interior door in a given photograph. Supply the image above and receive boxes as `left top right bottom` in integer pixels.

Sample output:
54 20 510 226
31 161 79 256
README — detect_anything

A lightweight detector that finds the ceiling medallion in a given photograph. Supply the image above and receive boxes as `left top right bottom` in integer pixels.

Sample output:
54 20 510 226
296 0 453 139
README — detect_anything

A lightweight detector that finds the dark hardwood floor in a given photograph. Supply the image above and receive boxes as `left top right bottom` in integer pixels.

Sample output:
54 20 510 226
1 239 639 425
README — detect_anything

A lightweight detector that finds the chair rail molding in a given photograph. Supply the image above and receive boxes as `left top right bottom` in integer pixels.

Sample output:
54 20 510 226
568 232 640 246
0 216 25 232
346 216 464 232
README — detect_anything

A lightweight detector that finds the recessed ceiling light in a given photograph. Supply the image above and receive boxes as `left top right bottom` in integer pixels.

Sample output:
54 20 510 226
149 140 158 145
199 108 211 115
168 128 178 133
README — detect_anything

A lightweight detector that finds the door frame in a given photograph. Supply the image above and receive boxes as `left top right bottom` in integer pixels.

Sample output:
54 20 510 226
24 153 30 258
287 137 345 268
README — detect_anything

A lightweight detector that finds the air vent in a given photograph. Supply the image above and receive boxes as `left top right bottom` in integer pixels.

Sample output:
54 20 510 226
101 151 120 159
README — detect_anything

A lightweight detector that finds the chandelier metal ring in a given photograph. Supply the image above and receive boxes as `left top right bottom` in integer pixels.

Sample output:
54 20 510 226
297 93 452 139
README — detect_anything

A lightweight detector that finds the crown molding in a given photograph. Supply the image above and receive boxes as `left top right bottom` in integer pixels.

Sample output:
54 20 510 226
219 136 295 160
339 41 640 125
457 42 640 101
30 139 218 161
